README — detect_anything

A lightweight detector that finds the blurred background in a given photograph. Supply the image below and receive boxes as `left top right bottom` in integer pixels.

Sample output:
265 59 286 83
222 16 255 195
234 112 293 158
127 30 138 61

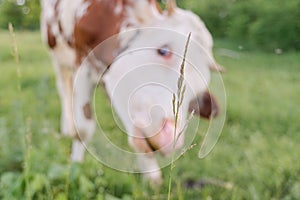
0 0 299 51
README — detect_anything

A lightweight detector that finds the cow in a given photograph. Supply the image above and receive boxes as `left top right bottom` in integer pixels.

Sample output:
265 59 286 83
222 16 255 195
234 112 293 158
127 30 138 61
41 0 222 184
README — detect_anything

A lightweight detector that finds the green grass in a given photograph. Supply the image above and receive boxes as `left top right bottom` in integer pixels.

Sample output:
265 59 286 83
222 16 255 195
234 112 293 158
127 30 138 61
0 30 300 199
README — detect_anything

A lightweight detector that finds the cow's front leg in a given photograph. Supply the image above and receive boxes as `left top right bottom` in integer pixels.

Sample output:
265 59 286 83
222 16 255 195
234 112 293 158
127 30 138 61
71 63 97 162
129 136 163 185
52 59 75 137
137 154 162 185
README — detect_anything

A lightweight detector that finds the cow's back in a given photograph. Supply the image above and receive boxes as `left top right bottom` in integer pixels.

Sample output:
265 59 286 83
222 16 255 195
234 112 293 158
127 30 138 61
41 0 160 68
73 0 126 65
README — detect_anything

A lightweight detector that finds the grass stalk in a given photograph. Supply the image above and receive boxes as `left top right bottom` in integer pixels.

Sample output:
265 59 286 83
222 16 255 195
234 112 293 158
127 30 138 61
8 23 21 91
8 23 32 200
24 118 32 199
167 33 191 200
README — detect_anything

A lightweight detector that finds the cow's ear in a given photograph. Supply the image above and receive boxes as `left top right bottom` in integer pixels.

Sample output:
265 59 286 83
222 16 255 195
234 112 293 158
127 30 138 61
188 91 219 119
210 62 226 72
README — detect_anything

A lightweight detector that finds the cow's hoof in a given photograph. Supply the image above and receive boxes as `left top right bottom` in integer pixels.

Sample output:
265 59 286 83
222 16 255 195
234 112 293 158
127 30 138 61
150 177 163 187
70 140 86 162
143 171 163 186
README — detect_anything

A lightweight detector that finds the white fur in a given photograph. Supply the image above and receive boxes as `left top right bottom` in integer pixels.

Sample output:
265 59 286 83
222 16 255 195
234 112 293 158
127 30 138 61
104 20 212 179
40 0 57 43
114 0 123 15
71 140 86 161
57 0 84 38
122 0 163 30
76 1 90 19
72 61 98 161
137 154 162 184
50 52 74 136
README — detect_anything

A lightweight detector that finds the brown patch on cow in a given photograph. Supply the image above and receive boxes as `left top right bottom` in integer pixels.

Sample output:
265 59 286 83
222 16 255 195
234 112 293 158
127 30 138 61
47 24 56 48
189 91 219 119
67 39 74 48
73 0 162 67
74 0 127 66
45 0 62 49
58 20 63 34
83 103 92 119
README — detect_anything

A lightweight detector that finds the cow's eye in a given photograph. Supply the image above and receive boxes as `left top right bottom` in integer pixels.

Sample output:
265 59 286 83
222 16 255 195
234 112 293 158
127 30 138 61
157 45 172 58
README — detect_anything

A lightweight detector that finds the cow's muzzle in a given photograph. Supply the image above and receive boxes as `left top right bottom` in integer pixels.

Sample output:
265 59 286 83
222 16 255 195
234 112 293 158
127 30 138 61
132 119 184 155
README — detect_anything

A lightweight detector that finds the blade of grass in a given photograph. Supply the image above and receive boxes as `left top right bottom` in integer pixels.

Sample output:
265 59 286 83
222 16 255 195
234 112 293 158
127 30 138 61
9 23 31 200
167 32 191 200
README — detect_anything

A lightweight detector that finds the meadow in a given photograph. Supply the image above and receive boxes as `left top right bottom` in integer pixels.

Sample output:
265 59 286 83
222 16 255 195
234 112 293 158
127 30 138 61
0 31 299 199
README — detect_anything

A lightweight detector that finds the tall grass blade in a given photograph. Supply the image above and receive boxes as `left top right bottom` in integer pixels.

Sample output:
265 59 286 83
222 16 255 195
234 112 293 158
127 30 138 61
167 32 191 200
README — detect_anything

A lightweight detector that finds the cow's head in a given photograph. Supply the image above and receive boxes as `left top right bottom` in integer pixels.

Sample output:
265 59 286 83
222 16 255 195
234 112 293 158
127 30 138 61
100 1 220 159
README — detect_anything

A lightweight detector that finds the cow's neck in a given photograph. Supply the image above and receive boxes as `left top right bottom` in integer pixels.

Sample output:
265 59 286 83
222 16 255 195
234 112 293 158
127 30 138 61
123 0 162 26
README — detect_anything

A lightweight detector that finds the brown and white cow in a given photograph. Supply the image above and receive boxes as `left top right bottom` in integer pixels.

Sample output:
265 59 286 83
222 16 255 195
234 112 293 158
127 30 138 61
41 0 221 184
